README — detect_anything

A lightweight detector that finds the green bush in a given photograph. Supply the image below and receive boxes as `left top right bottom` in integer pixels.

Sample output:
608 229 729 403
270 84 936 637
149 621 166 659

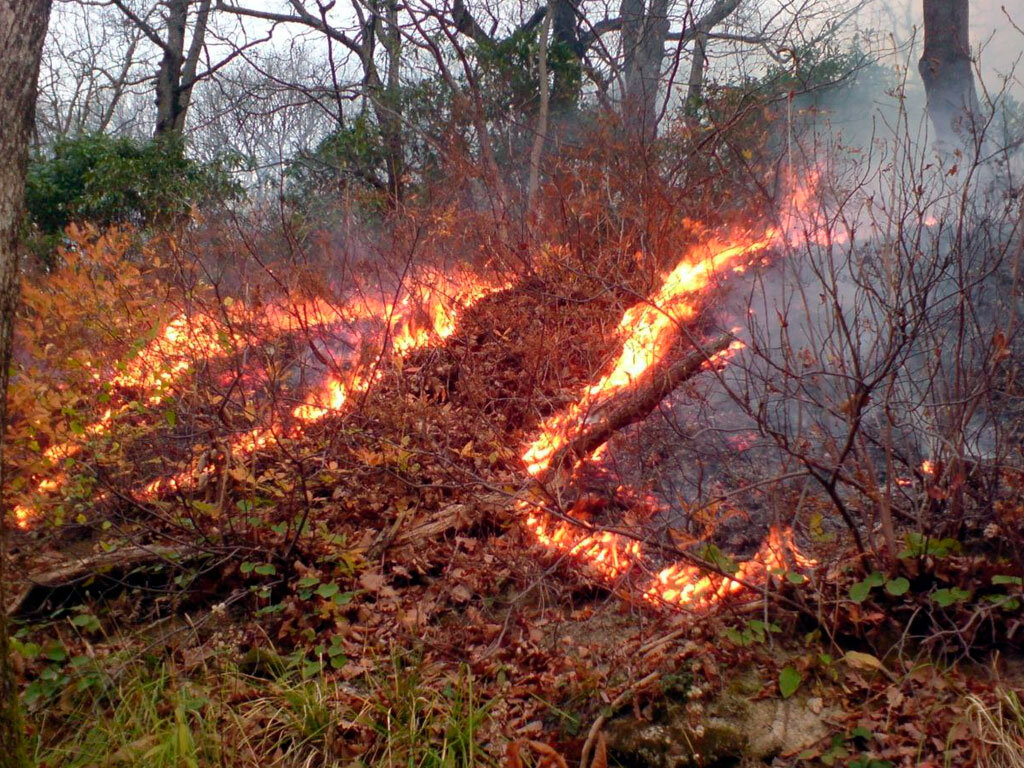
25 133 240 250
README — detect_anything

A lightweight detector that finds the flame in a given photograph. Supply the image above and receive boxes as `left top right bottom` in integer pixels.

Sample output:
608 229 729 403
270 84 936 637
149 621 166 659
523 235 770 477
518 181 822 609
12 269 507 526
644 526 815 608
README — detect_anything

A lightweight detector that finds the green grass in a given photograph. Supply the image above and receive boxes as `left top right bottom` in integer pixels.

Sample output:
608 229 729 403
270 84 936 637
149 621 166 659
29 646 497 767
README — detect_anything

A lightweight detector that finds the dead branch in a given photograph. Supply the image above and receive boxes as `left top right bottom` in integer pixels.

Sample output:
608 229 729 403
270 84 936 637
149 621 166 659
7 544 198 617
543 333 733 478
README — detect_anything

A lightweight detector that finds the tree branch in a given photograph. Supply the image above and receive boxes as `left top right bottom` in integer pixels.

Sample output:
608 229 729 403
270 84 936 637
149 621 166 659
542 334 734 478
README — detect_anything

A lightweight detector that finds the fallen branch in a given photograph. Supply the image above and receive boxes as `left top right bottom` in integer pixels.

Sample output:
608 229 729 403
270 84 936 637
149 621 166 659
7 544 198 617
543 333 733 478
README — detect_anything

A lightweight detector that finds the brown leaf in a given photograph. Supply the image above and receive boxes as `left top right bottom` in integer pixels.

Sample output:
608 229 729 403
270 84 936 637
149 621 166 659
505 740 524 768
527 741 568 768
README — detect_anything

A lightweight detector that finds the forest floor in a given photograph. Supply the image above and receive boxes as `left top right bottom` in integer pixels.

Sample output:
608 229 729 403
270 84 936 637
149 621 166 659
6 229 1024 768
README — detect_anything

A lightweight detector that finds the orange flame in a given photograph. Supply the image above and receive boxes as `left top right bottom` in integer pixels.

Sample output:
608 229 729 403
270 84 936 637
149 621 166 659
518 180 822 609
13 270 507 527
523 234 771 477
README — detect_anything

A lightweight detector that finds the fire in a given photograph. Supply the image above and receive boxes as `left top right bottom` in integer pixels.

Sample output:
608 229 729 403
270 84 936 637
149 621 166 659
523 234 771 477
12 269 507 526
644 527 815 608
518 182 822 609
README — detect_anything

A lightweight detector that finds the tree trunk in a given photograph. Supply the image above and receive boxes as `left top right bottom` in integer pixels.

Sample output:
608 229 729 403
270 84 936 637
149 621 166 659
154 0 210 137
548 0 581 112
919 0 981 151
684 31 707 119
155 0 188 136
0 1 53 764
620 0 670 140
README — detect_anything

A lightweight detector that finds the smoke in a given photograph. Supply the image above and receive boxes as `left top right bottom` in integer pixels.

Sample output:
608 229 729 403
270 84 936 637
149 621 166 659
860 0 1023 99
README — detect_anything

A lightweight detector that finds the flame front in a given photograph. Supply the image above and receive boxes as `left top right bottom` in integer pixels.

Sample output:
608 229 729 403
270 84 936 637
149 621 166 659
523 233 773 477
518 185 820 609
13 269 507 525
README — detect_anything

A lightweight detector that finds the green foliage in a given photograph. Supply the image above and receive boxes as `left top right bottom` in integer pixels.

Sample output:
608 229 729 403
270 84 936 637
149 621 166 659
724 619 780 647
284 115 389 211
474 28 581 118
25 132 239 250
898 532 961 559
779 666 802 698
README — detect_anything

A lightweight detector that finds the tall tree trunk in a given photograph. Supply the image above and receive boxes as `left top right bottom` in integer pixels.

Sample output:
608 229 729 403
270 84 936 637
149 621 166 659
0 1 53 764
381 0 405 204
684 31 707 119
155 0 188 136
621 0 670 140
526 7 552 218
154 0 210 137
548 0 581 112
919 0 981 151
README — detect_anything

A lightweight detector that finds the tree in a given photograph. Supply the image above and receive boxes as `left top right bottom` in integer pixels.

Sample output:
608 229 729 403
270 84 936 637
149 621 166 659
919 0 981 150
0 1 54 764
220 0 409 204
110 0 212 135
107 0 263 138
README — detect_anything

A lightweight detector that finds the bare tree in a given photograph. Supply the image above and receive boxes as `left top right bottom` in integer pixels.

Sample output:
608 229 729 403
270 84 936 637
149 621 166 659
37 1 152 140
219 0 409 203
0 1 53 764
105 0 263 137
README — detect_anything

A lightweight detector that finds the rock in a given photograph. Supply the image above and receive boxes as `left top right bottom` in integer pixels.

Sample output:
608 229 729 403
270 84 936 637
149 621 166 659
605 718 747 768
742 698 831 760
604 670 833 767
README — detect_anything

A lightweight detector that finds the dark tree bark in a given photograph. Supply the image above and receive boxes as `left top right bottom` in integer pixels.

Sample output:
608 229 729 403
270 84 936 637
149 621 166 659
919 0 981 150
0 1 53 763
113 0 212 137
620 0 670 140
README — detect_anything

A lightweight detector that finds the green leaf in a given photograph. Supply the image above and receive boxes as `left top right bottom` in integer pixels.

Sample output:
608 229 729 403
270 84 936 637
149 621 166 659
992 575 1024 587
254 563 276 576
240 561 255 574
849 581 872 603
43 643 67 662
164 409 177 428
864 571 885 588
786 571 807 585
315 582 340 599
699 544 739 575
296 576 321 589
931 587 971 607
885 577 910 596
779 666 802 698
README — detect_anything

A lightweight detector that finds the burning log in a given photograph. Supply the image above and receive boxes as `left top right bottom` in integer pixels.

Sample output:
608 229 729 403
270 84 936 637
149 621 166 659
540 333 734 478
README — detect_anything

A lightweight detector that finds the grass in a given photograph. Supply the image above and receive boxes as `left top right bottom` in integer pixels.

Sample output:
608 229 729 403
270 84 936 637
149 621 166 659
29 644 497 767
965 687 1024 768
